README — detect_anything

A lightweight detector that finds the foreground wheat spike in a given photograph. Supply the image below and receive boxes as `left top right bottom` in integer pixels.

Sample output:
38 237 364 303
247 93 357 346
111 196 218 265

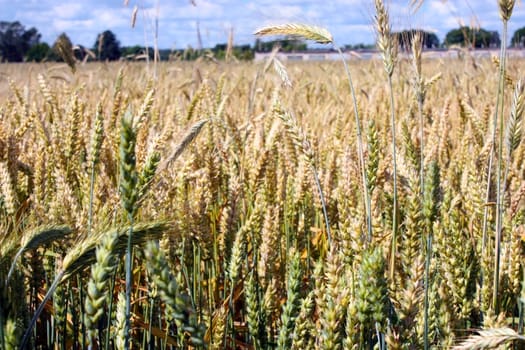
119 110 137 350
144 240 205 346
158 119 208 172
277 250 302 350
137 151 161 200
3 318 18 350
0 161 17 216
254 23 333 44
19 222 170 349
245 271 266 350
453 328 525 350
504 80 524 155
374 0 397 77
85 231 118 345
291 292 315 350
498 0 516 21
356 247 389 346
119 111 138 218
228 201 263 283
114 292 127 350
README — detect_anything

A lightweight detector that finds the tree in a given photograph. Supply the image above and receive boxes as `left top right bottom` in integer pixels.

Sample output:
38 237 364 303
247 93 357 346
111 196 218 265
511 27 525 47
0 21 41 62
254 38 307 52
394 29 440 49
26 43 51 62
94 30 121 61
444 26 500 48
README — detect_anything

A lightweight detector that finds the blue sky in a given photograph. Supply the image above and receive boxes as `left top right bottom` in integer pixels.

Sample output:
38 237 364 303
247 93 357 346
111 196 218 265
3 0 525 49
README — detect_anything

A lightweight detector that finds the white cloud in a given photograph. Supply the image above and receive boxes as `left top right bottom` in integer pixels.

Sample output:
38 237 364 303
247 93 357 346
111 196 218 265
52 3 85 18
1 0 525 48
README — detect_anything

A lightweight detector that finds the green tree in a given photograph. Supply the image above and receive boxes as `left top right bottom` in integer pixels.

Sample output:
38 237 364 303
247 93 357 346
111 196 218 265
121 45 153 60
233 44 254 60
26 42 51 62
0 21 41 62
444 26 500 48
511 26 525 47
254 38 307 52
394 29 440 49
94 30 121 61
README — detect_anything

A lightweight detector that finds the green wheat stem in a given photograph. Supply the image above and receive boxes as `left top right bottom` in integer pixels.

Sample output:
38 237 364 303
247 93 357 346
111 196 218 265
493 20 508 315
105 267 118 350
88 165 96 236
424 234 432 350
417 96 425 199
387 73 398 281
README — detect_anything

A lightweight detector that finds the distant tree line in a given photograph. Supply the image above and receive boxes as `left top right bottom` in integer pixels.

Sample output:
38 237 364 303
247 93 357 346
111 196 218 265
2 20 525 63
393 30 440 49
444 26 501 48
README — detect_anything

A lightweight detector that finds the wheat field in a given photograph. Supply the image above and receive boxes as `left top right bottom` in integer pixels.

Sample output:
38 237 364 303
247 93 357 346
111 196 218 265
1 21 525 350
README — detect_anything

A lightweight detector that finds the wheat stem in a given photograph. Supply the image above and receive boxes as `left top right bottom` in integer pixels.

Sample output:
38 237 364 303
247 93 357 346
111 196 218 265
493 19 508 315
335 44 372 241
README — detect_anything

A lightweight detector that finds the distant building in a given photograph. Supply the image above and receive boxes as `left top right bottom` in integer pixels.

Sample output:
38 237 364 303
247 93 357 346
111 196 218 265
254 49 379 62
254 48 525 62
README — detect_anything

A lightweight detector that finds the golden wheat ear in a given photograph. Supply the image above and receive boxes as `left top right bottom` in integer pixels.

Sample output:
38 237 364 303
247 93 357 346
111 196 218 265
453 328 525 350
254 23 333 44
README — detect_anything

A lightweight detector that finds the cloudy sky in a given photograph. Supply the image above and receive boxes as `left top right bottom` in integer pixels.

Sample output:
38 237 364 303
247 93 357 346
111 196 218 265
3 0 525 49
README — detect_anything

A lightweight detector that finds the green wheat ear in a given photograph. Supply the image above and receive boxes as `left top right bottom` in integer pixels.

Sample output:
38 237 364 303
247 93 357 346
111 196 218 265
277 250 302 350
355 247 389 346
119 110 138 218
85 230 119 345
144 240 206 347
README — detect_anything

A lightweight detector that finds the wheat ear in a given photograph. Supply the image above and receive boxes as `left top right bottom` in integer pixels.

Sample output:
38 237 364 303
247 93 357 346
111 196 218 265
453 328 525 350
254 23 333 44
498 0 516 21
